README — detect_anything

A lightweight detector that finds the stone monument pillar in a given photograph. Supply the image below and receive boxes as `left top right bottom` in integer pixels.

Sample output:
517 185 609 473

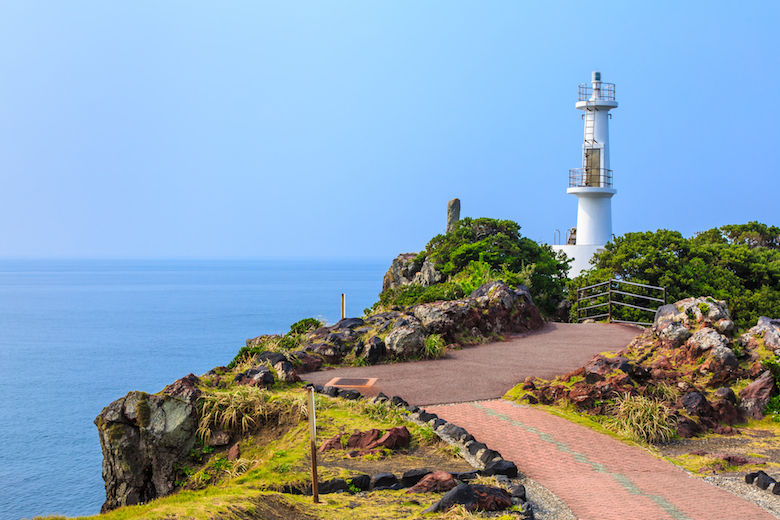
446 198 460 234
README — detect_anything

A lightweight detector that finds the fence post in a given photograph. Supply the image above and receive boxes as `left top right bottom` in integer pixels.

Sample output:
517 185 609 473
663 286 667 305
608 280 613 323
576 286 581 322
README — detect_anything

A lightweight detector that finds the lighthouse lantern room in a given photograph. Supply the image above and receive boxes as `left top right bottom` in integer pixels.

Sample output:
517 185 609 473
553 71 618 275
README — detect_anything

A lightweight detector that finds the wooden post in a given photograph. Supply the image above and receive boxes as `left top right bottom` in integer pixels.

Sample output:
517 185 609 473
341 293 345 320
307 386 319 503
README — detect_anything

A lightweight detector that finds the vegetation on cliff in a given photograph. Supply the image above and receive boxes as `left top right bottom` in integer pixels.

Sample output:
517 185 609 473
569 222 780 330
85 376 489 520
378 217 570 316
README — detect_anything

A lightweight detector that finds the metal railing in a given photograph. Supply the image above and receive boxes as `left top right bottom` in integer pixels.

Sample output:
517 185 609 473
576 279 667 326
569 168 613 188
579 82 616 101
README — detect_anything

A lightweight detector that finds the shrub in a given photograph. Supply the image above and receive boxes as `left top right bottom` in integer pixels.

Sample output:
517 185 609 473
606 393 675 444
197 387 302 441
423 333 447 359
376 218 569 315
289 318 322 335
420 218 569 315
569 223 780 329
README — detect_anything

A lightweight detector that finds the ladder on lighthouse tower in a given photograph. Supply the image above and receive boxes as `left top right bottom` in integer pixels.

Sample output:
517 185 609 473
583 106 596 146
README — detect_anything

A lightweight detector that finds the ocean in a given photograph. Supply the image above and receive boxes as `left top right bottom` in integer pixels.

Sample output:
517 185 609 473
0 259 388 520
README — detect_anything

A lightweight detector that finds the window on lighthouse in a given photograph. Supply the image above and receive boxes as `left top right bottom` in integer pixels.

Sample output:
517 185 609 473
585 148 601 187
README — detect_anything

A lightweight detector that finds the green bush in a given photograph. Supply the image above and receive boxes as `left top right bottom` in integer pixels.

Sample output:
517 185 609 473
569 222 780 330
226 317 322 369
289 317 322 334
379 217 569 315
423 334 447 359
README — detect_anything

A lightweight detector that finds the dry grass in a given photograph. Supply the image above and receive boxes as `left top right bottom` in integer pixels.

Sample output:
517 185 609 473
606 393 675 444
197 386 307 441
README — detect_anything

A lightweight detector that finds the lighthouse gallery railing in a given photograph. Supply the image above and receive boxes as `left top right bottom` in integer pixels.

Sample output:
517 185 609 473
569 168 613 188
578 82 616 101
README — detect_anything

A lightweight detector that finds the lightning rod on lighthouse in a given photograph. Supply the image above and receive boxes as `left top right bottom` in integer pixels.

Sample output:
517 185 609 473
552 71 618 275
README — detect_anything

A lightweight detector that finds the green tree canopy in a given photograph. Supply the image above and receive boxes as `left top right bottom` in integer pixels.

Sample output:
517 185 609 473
571 223 780 330
419 217 570 314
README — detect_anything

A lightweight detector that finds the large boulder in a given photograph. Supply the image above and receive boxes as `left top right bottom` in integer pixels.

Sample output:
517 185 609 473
739 370 776 420
424 483 513 513
654 298 732 346
413 281 543 342
385 325 425 358
94 378 200 512
743 316 780 353
382 253 421 291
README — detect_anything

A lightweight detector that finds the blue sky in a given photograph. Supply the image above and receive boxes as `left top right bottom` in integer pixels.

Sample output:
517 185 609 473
0 1 777 259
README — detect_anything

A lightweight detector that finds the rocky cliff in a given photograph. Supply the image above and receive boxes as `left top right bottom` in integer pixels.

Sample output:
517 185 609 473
95 280 545 511
94 375 200 511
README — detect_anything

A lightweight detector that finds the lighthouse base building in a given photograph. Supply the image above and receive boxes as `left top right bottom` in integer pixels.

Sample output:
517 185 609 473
552 71 618 276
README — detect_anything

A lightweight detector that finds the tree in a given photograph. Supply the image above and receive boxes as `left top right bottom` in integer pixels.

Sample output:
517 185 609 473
570 223 780 330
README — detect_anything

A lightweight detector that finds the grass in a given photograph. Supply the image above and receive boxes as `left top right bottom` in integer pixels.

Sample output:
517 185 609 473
40 386 477 520
604 393 675 444
424 333 448 359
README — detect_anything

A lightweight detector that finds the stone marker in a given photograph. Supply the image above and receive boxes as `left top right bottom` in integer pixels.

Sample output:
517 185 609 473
446 198 460 234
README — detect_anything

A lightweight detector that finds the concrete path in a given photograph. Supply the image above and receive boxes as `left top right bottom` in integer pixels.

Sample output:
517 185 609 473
429 400 775 520
303 322 641 406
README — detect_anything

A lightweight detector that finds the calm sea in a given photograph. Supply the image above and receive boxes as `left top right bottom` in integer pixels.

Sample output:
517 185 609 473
0 259 387 520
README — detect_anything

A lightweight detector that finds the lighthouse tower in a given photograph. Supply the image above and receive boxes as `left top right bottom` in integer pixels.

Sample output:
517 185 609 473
553 71 618 275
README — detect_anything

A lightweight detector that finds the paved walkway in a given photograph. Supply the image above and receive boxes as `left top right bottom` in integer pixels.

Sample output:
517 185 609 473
303 322 641 405
305 322 775 518
429 400 775 520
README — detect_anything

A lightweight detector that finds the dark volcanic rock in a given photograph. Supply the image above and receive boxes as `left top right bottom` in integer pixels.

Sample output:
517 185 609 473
370 472 399 490
484 460 518 478
681 392 712 417
95 391 198 512
348 474 370 492
424 483 513 513
401 468 432 488
756 471 777 490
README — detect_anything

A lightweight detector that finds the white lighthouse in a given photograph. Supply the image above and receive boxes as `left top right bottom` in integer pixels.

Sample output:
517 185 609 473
553 71 618 275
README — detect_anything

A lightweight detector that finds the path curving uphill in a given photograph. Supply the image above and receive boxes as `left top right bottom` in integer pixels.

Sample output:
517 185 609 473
303 322 641 406
305 320 777 519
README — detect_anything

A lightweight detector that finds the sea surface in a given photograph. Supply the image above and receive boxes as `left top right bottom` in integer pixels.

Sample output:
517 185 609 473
0 259 387 520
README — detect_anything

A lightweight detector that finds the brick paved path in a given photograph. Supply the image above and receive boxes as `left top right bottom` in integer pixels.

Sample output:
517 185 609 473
429 400 775 520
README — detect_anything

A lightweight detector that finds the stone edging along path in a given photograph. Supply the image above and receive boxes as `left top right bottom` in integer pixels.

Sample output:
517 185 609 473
309 383 536 516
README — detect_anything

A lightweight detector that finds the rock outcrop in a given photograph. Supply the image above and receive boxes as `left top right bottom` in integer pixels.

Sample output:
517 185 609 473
241 281 545 366
382 253 443 292
518 297 778 439
94 374 200 512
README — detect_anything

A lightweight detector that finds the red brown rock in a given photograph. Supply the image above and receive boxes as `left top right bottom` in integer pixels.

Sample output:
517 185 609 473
374 426 411 450
294 354 323 374
162 374 201 402
227 443 240 461
318 434 344 452
346 429 382 450
739 370 776 420
406 471 457 493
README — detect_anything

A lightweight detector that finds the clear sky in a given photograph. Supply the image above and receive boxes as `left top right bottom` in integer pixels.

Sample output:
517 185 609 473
0 1 777 259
